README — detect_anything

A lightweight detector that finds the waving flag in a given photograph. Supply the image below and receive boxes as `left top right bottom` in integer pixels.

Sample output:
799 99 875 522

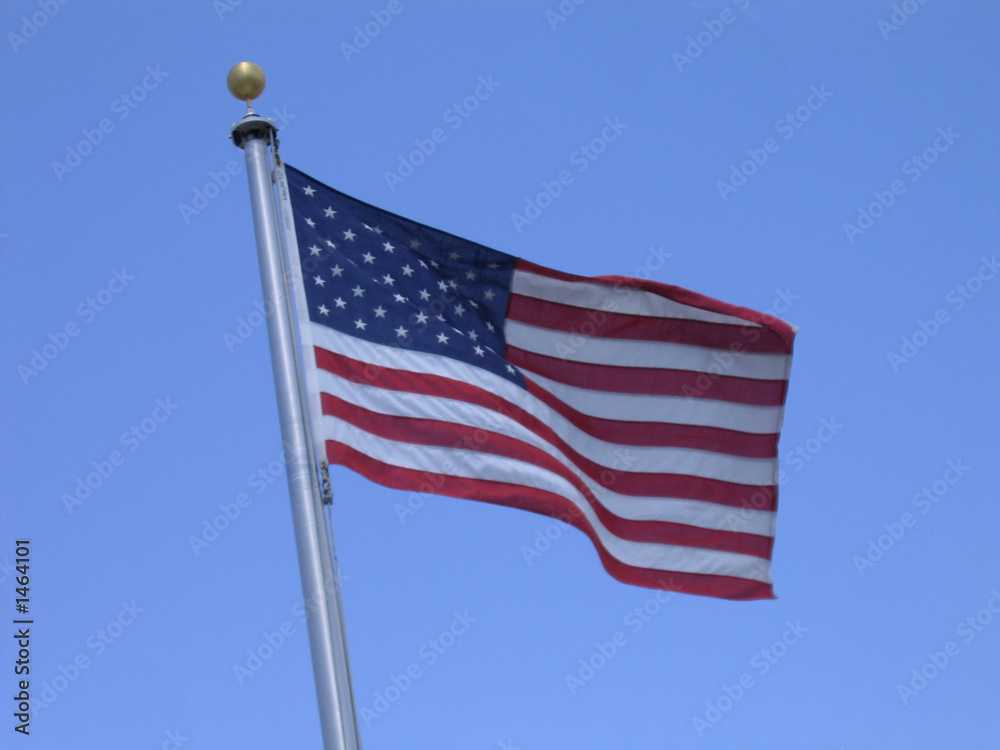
278 164 795 600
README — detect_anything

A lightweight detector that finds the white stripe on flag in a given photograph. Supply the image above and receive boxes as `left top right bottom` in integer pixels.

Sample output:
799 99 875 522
512 269 764 327
522 370 784 434
505 319 789 379
310 321 783 435
316 368 775 485
323 416 773 584
315 367 777 537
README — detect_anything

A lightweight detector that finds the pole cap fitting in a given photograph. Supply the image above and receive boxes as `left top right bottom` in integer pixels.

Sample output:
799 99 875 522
230 112 277 149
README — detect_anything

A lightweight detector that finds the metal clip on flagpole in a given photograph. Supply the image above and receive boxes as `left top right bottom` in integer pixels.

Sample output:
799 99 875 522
227 62 362 750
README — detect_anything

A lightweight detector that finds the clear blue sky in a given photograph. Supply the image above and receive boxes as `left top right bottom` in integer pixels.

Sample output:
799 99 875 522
2 1 998 748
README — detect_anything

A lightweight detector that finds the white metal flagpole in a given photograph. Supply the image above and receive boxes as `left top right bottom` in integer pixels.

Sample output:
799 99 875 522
227 62 362 750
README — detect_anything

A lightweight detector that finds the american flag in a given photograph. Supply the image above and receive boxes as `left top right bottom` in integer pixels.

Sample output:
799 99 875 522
279 164 795 600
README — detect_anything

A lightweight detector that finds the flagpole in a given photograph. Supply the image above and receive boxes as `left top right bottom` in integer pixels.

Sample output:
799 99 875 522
227 63 362 750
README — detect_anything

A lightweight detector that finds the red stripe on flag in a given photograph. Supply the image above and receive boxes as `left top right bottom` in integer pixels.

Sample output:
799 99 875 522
508 293 790 354
315 347 779 508
521 377 777 459
515 258 796 349
320 392 774 558
506 347 789 406
314 346 775 457
326 440 775 600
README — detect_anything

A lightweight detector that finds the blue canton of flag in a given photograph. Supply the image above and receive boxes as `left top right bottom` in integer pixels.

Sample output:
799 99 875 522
285 165 523 386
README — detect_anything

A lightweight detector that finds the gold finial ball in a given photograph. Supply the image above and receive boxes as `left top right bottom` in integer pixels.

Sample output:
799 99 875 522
227 62 266 103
